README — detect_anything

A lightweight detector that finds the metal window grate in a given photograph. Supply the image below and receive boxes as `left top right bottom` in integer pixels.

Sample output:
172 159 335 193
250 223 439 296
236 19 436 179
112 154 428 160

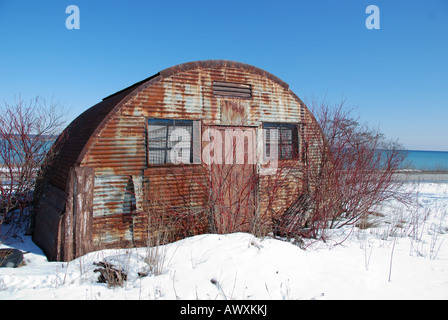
147 119 193 164
263 123 299 160
213 81 252 99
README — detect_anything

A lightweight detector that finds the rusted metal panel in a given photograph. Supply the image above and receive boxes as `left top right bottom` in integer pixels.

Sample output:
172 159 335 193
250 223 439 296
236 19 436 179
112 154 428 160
91 174 145 248
220 99 251 125
91 166 209 250
92 213 134 249
257 167 304 224
93 175 136 217
143 165 209 244
82 119 146 177
144 166 208 208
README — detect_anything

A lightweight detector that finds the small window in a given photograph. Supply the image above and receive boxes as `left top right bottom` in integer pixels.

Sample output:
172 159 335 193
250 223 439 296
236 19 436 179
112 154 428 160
263 123 299 160
147 119 193 164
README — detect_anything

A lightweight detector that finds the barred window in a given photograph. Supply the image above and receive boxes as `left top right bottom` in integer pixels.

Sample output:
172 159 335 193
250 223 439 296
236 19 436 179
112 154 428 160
147 119 193 164
263 123 299 160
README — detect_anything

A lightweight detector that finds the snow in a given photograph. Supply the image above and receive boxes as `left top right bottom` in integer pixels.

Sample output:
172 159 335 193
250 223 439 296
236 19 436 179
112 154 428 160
1 181 447 300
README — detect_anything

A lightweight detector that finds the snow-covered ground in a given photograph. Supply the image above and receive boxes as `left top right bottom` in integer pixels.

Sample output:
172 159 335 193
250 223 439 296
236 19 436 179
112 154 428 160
1 180 447 300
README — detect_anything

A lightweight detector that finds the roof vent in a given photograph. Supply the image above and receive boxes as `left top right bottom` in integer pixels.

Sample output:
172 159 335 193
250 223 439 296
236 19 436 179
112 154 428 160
213 81 252 99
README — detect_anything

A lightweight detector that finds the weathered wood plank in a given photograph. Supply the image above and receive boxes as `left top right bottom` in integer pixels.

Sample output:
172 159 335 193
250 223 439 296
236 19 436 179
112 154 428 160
60 166 94 261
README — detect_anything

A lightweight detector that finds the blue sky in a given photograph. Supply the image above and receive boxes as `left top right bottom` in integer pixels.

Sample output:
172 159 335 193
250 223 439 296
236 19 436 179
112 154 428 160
0 0 447 151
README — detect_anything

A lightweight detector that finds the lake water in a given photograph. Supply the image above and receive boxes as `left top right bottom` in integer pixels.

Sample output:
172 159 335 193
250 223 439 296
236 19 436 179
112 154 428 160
403 150 448 171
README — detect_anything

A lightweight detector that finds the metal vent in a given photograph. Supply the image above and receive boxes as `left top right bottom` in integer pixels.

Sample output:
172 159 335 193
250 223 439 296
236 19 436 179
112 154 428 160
213 81 252 99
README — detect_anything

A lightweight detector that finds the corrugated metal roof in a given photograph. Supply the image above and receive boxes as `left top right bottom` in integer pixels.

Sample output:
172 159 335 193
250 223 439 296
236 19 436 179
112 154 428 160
47 85 139 190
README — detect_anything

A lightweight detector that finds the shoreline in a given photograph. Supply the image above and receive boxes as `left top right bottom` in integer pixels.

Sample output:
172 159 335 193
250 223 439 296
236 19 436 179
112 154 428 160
395 170 448 182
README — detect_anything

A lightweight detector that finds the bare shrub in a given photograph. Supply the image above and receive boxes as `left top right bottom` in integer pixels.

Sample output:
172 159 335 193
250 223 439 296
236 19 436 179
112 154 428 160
143 220 168 277
275 97 412 242
0 96 66 238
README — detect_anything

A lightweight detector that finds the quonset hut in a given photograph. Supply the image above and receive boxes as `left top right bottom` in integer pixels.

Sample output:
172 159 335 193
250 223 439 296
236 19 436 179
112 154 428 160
32 60 322 261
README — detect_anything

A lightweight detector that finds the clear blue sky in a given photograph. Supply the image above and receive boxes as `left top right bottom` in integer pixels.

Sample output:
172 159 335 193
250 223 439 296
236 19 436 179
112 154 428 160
1 0 447 151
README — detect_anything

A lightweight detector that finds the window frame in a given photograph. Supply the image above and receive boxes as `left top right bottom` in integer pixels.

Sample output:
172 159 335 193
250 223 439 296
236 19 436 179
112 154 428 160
263 122 300 161
146 118 194 166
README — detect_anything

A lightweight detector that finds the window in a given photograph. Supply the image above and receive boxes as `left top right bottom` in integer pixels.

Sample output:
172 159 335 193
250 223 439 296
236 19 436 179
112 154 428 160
263 123 299 160
147 119 193 164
